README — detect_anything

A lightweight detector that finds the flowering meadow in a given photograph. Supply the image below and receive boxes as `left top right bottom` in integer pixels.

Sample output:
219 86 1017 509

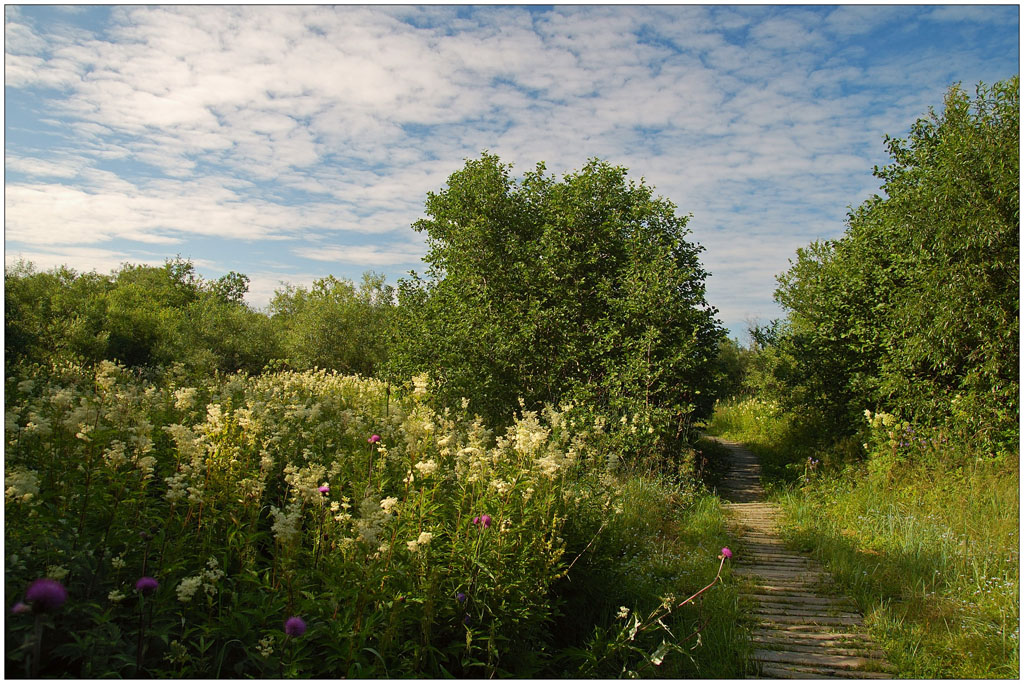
5 360 741 678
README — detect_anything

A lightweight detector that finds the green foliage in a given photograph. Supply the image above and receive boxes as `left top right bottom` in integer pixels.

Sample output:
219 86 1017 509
5 360 736 678
4 258 282 378
712 337 754 400
708 398 1019 678
553 483 748 678
391 153 723 462
780 442 1019 677
765 77 1019 454
269 272 394 376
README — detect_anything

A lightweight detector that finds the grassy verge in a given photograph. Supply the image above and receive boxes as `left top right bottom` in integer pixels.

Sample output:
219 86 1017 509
552 471 751 678
706 398 1020 679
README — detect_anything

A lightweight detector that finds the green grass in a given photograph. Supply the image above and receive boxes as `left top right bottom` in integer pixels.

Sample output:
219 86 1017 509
550 471 752 678
706 398 1020 679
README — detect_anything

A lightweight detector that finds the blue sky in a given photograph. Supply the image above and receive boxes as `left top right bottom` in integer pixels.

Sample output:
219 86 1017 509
4 3 1019 340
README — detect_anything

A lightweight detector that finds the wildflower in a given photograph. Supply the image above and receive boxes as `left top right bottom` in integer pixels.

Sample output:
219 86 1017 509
318 484 330 494
257 635 275 658
472 514 492 530
407 531 433 553
379 496 399 515
270 504 302 545
456 592 467 603
414 459 438 478
720 547 733 560
5 467 40 504
176 576 202 602
46 565 69 581
463 613 472 626
25 578 68 612
108 589 126 603
368 434 381 444
11 601 30 615
173 387 198 411
412 374 429 397
284 616 306 637
616 606 630 620
135 576 159 595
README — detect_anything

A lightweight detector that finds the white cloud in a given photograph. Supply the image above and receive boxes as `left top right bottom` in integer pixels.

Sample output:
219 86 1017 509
4 246 160 277
293 243 425 267
4 5 1016 332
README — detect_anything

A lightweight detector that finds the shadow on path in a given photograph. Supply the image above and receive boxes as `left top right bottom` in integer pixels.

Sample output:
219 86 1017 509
709 437 895 680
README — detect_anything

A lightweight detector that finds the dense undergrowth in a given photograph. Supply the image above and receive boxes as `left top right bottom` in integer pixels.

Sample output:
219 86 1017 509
5 360 742 678
708 398 1019 678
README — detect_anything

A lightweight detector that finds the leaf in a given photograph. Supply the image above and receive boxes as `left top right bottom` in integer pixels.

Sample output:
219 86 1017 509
650 639 671 666
628 614 641 642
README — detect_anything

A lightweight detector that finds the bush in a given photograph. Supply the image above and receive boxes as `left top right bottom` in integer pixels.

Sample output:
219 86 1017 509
766 77 1019 456
391 154 724 465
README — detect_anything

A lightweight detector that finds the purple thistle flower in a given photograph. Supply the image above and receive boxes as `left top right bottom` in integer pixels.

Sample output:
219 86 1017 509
135 576 159 595
463 613 472 626
720 547 733 560
284 616 306 637
368 434 381 444
456 592 467 603
25 578 68 612
10 601 30 615
318 485 330 494
480 514 492 529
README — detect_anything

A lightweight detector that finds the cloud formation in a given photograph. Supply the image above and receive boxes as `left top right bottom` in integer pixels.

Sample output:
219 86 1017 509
5 5 1019 337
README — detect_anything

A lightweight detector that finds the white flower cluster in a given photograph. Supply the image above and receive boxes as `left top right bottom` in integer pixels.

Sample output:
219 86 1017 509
270 503 303 546
5 466 39 504
413 459 438 478
283 462 327 505
176 556 225 602
173 386 199 412
256 635 275 658
355 495 390 545
406 531 433 553
509 411 550 458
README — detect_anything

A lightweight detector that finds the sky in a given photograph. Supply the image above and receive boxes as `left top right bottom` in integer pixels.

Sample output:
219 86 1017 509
4 3 1020 341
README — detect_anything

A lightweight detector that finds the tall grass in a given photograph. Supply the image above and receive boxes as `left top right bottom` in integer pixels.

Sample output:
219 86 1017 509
554 477 751 678
707 398 1020 679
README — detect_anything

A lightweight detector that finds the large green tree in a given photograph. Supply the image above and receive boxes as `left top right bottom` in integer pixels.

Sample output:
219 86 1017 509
391 154 723 458
770 77 1019 451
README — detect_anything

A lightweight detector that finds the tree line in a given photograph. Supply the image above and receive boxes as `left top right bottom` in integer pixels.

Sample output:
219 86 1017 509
8 76 1017 464
731 76 1019 459
6 156 729 468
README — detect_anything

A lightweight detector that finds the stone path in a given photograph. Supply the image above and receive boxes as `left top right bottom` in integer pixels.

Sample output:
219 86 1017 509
713 438 895 679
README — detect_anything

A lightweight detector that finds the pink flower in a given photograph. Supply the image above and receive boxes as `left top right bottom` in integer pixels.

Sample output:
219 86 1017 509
473 514 492 530
10 602 30 615
318 485 330 494
284 616 306 637
368 434 381 444
720 547 733 560
25 578 67 612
